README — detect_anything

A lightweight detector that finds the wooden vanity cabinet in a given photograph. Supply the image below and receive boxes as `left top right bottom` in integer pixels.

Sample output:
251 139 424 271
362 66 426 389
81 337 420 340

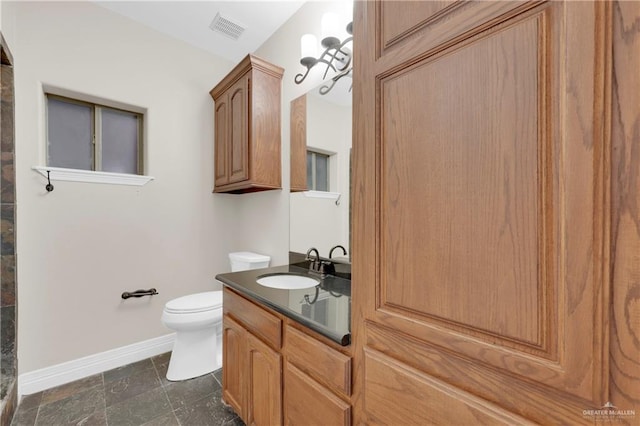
222 288 283 425
283 325 352 426
210 54 284 194
222 287 353 426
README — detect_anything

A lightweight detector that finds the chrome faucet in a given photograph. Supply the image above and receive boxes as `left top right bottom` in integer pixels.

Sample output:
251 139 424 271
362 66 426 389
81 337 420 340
306 247 320 269
329 245 347 259
306 247 334 277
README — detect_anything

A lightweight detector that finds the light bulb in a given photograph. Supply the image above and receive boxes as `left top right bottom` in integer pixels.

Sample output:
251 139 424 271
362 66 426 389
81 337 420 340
301 34 317 59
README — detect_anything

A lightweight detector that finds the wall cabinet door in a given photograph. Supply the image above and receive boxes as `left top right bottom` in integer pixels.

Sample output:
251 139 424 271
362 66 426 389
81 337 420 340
228 73 250 184
246 333 282 426
352 1 631 424
214 94 229 187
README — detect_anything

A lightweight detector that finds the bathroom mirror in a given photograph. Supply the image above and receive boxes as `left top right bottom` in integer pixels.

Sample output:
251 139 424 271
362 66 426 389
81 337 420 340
289 78 352 261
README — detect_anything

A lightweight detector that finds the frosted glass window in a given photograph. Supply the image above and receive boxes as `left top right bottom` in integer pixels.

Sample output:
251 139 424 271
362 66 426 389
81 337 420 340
47 98 93 170
46 94 143 175
102 108 139 174
307 150 330 191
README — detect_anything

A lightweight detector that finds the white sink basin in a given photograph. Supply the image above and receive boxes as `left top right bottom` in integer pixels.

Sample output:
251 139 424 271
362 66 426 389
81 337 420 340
256 273 319 290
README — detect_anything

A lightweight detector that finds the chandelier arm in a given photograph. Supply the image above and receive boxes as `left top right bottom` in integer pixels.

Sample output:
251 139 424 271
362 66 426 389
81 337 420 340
294 66 313 84
319 66 352 95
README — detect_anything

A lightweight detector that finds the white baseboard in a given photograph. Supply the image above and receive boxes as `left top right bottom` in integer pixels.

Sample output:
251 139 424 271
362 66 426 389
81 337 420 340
18 333 175 397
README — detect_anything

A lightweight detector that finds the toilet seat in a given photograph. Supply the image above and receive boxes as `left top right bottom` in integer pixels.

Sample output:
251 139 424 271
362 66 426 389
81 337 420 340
164 291 222 314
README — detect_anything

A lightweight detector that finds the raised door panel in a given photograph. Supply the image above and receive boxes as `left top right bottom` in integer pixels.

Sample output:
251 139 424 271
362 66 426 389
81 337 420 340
222 315 246 420
290 94 307 192
214 95 229 188
246 333 282 426
353 1 610 423
229 74 250 184
284 363 351 426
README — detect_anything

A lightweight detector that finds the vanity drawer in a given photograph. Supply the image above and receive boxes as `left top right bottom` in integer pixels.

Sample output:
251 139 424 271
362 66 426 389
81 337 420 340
285 325 351 397
223 287 282 349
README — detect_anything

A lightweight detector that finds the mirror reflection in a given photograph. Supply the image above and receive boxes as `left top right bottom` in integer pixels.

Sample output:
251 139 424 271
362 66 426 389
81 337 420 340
290 78 352 261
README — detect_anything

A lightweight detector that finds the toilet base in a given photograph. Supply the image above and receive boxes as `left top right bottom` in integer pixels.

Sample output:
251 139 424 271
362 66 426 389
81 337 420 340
166 325 221 381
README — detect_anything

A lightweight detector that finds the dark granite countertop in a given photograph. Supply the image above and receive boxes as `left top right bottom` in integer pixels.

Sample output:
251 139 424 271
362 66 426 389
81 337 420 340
216 264 351 346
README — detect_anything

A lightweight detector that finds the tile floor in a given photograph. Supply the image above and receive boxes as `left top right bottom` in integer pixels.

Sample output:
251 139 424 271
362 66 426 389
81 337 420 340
10 353 244 426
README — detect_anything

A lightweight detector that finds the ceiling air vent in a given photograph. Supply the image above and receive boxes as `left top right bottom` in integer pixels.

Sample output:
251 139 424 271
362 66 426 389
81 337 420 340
209 13 246 41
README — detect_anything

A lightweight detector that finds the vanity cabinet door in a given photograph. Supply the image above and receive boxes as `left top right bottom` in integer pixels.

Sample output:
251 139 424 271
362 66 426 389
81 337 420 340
246 333 282 426
222 315 246 420
284 362 351 426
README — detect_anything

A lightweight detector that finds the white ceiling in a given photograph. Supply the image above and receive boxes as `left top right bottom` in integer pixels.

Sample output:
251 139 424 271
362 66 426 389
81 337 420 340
95 1 306 63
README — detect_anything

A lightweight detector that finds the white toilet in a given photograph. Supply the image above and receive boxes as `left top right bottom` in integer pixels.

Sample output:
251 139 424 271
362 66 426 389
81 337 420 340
161 251 270 381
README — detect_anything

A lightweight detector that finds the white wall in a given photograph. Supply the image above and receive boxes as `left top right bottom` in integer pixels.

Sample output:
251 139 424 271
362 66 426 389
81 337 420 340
11 1 241 374
254 0 352 259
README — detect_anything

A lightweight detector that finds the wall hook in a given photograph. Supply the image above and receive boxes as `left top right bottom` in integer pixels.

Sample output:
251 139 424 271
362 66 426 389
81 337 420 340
45 170 54 192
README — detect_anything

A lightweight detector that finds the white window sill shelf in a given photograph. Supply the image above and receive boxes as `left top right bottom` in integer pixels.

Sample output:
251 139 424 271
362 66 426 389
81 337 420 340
303 190 342 205
32 166 154 186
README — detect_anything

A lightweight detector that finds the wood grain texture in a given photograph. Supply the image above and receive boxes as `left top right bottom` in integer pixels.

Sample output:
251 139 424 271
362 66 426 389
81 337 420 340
376 1 538 61
284 325 351 397
283 363 351 426
229 75 249 184
250 67 282 189
222 315 247 421
210 54 283 193
214 96 229 188
246 333 282 426
352 1 615 423
610 0 640 417
223 287 282 350
363 349 534 426
380 14 541 346
289 94 307 192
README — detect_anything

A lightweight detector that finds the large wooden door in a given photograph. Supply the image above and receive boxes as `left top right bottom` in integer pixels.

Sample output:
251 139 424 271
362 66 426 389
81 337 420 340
352 1 640 424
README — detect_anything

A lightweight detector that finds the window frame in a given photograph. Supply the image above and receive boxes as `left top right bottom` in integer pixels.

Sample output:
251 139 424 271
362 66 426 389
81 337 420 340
45 93 145 175
307 149 331 191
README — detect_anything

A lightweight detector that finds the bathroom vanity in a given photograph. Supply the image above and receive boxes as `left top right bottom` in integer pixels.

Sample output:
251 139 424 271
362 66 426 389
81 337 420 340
216 265 352 425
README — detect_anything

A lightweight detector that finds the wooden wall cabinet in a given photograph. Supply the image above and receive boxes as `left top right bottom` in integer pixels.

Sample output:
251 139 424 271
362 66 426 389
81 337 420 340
210 55 284 194
289 94 307 192
222 287 352 426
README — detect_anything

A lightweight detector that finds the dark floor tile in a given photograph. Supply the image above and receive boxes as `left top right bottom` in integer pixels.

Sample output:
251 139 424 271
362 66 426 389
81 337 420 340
16 392 42 412
36 386 105 426
174 389 238 426
10 406 38 426
140 412 180 426
103 359 154 383
105 367 161 408
222 415 245 426
105 387 171 426
213 368 222 387
152 355 170 382
164 373 220 410
75 409 106 426
41 374 102 405
151 352 171 369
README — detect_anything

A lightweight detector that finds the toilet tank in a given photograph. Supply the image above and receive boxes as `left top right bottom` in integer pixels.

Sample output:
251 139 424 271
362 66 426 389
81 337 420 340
229 251 271 272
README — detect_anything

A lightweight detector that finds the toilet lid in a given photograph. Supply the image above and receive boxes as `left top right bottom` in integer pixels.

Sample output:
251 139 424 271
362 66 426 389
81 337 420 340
164 291 223 314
